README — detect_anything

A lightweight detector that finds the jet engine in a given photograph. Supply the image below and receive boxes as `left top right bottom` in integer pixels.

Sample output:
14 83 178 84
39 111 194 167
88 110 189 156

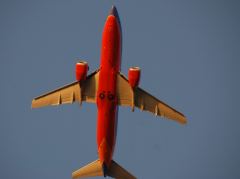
76 61 88 81
128 67 141 88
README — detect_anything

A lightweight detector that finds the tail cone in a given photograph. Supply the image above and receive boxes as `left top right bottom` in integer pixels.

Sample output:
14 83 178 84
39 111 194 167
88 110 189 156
102 162 108 177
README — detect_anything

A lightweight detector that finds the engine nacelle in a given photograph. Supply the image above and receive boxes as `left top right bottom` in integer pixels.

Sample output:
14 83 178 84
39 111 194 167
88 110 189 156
128 67 141 88
75 61 88 81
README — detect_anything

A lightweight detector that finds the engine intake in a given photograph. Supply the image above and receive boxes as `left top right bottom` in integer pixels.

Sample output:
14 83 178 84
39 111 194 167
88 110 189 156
128 67 141 88
76 61 88 81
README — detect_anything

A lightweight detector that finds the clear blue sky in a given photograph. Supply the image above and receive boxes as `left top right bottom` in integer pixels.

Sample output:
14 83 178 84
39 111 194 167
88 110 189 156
1 1 240 178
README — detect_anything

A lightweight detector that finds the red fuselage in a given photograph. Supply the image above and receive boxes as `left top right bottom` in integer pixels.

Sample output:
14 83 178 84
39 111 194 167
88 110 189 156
96 11 121 167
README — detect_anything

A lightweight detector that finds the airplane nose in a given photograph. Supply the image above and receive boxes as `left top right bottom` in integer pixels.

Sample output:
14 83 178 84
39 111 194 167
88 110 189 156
109 5 121 26
109 5 118 16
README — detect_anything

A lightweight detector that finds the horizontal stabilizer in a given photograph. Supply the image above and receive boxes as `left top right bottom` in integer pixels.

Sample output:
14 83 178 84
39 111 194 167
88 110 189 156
108 160 136 179
72 159 136 179
72 159 103 178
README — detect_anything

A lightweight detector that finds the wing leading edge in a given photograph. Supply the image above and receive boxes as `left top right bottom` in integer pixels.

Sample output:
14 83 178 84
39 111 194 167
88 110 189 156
116 73 187 124
32 70 99 108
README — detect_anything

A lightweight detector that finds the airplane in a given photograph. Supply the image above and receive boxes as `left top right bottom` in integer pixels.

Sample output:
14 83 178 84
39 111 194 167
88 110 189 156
31 6 187 179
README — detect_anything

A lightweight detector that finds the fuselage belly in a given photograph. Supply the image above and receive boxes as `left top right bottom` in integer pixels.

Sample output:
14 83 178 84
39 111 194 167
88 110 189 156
96 13 121 167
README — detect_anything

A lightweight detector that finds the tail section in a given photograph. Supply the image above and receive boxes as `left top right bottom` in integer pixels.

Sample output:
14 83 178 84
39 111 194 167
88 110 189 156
72 159 136 179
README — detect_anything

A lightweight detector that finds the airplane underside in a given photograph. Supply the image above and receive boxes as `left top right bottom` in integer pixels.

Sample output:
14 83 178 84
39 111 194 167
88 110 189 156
31 5 186 179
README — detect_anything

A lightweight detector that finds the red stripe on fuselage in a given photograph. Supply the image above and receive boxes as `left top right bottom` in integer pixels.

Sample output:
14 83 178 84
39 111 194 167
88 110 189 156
96 14 121 167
